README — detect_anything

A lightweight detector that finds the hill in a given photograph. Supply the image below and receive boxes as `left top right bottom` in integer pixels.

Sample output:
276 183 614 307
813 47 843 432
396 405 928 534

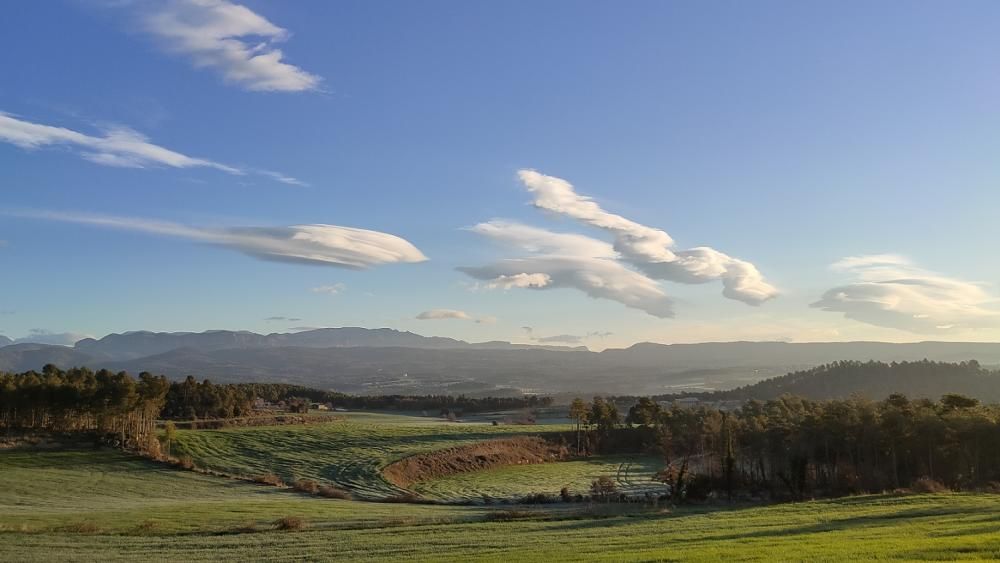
708 359 1000 402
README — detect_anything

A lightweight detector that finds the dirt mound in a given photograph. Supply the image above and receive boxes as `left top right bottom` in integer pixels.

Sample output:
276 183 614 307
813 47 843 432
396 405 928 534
383 436 569 488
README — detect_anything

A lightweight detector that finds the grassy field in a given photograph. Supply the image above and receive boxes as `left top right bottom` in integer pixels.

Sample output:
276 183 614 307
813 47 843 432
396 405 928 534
4 447 1000 561
172 413 572 499
414 454 667 501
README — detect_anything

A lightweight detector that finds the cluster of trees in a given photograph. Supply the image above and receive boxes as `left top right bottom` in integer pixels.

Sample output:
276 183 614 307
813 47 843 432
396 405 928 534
3 366 554 433
0 365 168 449
571 392 1000 500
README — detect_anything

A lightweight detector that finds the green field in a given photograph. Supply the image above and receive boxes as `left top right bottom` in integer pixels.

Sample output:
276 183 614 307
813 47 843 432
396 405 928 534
414 454 667 501
4 447 1000 561
7 415 1000 561
171 413 572 499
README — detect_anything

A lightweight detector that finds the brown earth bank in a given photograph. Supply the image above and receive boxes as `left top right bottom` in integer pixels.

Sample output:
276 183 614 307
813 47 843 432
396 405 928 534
382 436 569 489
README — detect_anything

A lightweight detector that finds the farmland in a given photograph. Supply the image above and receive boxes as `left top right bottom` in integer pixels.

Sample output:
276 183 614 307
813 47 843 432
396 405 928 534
171 412 574 499
4 446 1000 561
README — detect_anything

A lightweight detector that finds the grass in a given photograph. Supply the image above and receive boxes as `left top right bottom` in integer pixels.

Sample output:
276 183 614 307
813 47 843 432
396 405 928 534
414 455 667 501
6 415 1000 561
172 413 572 499
5 448 1000 561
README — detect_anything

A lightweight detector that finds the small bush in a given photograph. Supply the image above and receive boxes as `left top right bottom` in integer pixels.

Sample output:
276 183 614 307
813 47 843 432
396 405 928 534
274 516 307 531
591 475 618 499
911 477 949 493
560 487 572 502
317 485 352 499
293 479 320 494
254 473 284 487
177 455 195 470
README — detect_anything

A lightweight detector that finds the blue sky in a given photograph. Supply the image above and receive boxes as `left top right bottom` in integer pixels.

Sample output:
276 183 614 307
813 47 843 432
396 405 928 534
2 0 999 349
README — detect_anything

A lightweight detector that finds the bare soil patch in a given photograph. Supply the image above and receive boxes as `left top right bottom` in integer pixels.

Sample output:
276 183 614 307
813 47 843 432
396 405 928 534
382 436 568 489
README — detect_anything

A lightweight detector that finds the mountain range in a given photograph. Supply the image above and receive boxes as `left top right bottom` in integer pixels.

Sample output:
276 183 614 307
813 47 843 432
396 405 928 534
3 328 1000 396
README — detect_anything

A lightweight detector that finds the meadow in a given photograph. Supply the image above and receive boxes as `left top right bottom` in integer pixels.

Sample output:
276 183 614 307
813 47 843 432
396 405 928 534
171 412 575 499
4 446 1000 561
5 411 1000 561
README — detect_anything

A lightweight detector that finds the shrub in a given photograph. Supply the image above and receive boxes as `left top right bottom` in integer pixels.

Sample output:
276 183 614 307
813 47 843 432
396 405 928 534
292 479 320 494
254 473 284 487
591 475 617 499
274 516 307 530
177 455 195 470
911 477 949 493
317 485 352 500
560 487 572 502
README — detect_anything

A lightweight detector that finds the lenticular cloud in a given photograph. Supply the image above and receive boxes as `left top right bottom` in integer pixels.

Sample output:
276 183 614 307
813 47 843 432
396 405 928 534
459 170 777 318
518 170 778 305
11 210 426 269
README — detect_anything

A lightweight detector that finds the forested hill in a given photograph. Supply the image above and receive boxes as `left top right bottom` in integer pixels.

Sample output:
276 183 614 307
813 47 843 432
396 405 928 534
708 360 1000 402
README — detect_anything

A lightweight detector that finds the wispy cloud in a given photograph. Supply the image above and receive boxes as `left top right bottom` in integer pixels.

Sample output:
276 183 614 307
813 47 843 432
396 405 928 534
311 283 346 295
812 254 1000 333
264 316 302 322
416 309 472 321
0 112 303 185
518 170 778 305
138 0 321 92
535 334 583 344
415 309 496 324
9 210 428 269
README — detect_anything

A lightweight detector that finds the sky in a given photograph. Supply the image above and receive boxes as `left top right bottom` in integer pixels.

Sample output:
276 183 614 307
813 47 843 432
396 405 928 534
2 0 999 350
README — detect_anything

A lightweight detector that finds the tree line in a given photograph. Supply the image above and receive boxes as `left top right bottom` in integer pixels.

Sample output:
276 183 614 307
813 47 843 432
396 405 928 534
569 391 1000 500
677 359 999 402
1 366 554 446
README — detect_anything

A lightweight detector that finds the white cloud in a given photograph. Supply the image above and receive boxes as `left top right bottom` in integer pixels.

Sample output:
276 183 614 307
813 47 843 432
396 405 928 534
416 309 473 321
535 334 583 344
0 112 302 184
460 220 675 318
311 283 345 295
10 210 428 269
517 170 778 305
140 0 320 92
485 273 552 290
812 255 1000 333
415 309 496 324
13 329 92 347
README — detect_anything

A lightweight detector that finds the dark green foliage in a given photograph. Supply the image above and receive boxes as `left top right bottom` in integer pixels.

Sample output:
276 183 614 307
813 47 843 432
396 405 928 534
702 360 997 402
589 391 1000 499
0 364 168 450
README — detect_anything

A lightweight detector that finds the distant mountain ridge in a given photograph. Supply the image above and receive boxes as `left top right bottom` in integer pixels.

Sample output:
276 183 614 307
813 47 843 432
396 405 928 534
3 329 1000 396
0 335 11 347
73 327 586 361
